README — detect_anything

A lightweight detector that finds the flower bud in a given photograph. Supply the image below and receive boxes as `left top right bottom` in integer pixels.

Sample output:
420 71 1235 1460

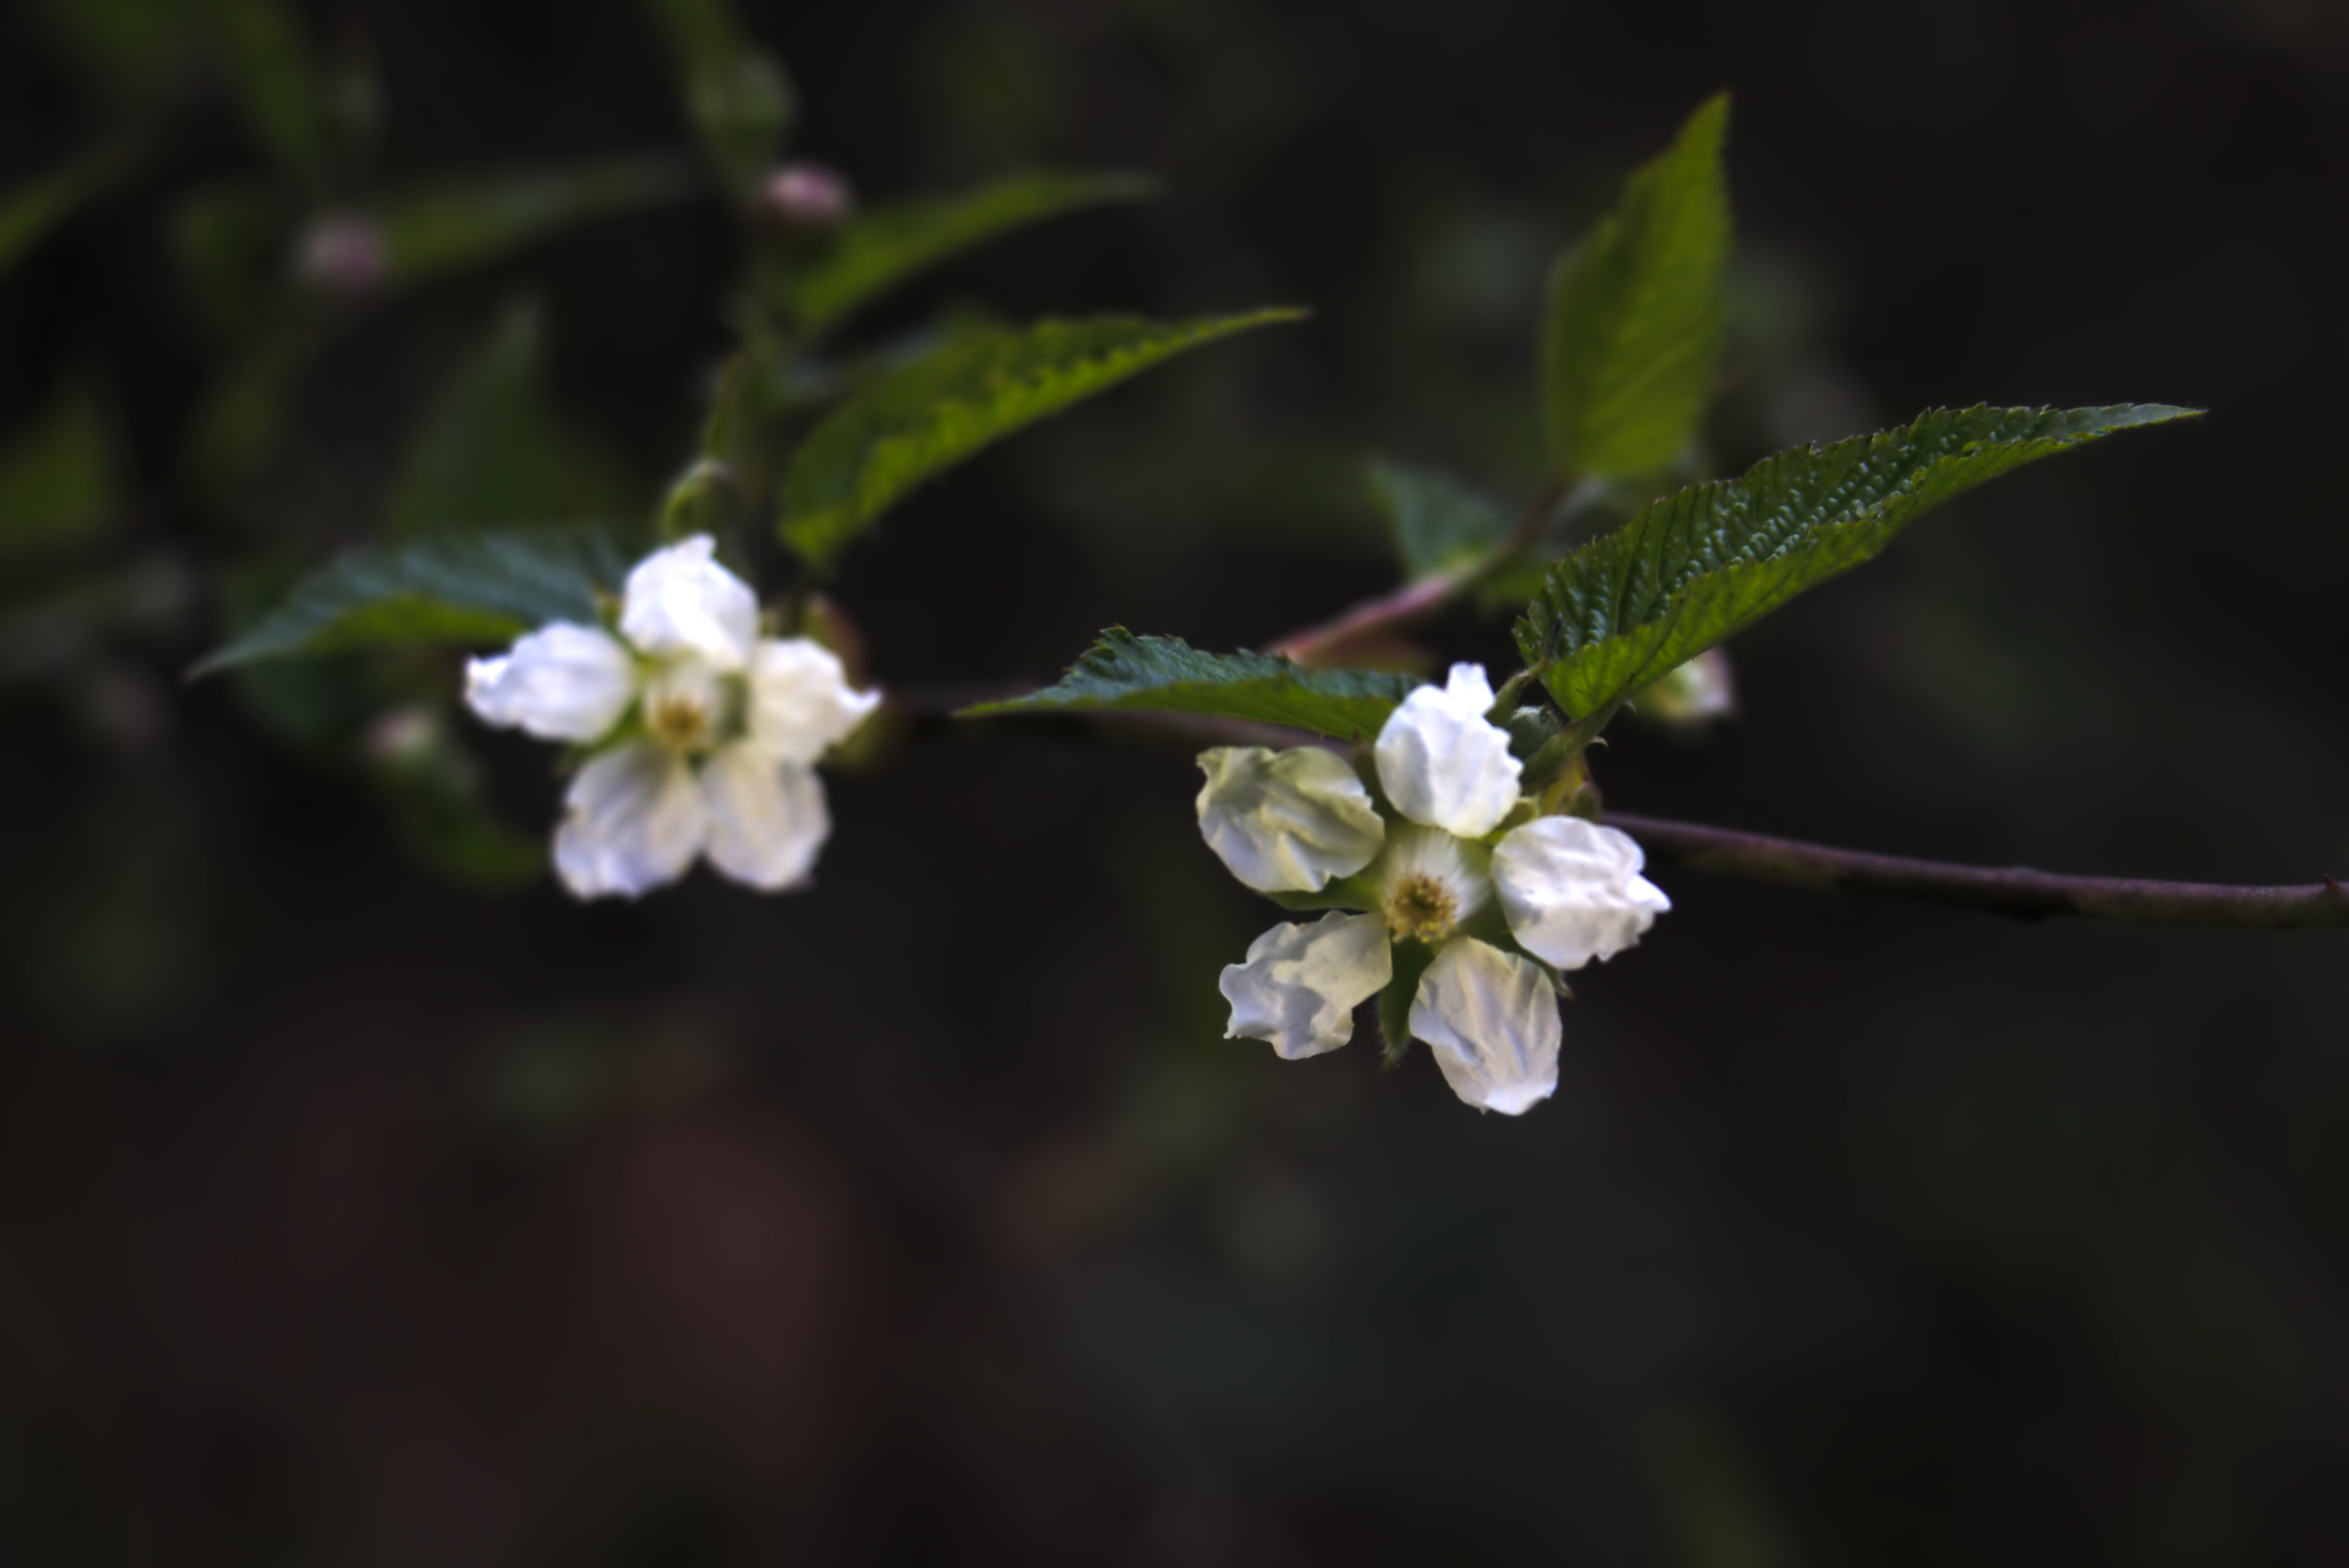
1630 646 1736 730
295 214 389 300
760 162 854 228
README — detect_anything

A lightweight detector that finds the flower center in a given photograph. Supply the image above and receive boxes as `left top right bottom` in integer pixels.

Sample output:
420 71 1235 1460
639 658 731 755
1384 872 1459 943
646 693 712 751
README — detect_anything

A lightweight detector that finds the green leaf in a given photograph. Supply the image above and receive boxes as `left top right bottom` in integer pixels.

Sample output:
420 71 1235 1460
1369 459 1514 581
384 299 640 537
1379 941 1436 1066
643 0 796 202
1515 403 2199 719
780 309 1303 568
0 142 133 281
967 629 1420 740
1542 93 1732 482
775 170 1157 335
0 380 114 555
374 157 700 289
196 526 632 674
207 0 333 180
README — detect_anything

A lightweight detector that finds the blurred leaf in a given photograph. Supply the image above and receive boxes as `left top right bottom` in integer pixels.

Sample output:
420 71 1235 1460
969 628 1419 740
28 0 207 105
0 143 134 282
780 309 1303 568
1369 459 1514 581
643 0 795 202
206 0 333 181
1515 404 2198 719
1542 94 1732 482
386 298 639 537
364 707 546 889
375 157 700 289
196 526 631 674
0 382 115 555
182 309 320 499
776 170 1158 335
172 180 288 340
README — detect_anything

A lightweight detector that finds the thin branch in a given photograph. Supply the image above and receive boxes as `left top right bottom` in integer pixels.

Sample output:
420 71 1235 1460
1605 812 2349 928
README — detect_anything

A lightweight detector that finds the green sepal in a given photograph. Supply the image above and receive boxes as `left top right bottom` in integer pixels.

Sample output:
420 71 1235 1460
1379 940 1436 1067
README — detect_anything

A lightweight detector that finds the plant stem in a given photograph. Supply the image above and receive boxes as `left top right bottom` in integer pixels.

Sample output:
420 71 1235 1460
1605 812 2349 928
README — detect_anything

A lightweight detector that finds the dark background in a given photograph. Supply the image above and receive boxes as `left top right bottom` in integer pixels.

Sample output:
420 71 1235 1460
2 0 2346 1562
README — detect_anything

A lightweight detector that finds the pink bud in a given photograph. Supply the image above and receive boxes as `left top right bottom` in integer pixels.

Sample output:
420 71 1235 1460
296 215 389 299
760 162 854 228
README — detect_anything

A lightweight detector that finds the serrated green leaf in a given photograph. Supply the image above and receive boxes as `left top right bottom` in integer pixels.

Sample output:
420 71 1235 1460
375 157 700 289
1369 459 1514 581
1514 403 2199 719
780 309 1303 568
0 380 114 555
1543 94 1732 482
643 0 796 202
385 299 639 537
195 526 632 674
775 170 1157 334
0 142 133 281
207 0 332 180
967 628 1420 740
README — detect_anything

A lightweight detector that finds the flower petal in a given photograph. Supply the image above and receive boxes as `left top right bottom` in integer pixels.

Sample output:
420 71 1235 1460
618 534 759 671
1219 912 1392 1060
552 743 709 899
1196 747 1386 894
700 744 830 891
1373 663 1522 839
1410 937 1560 1115
1491 815 1671 970
463 623 636 742
742 637 880 764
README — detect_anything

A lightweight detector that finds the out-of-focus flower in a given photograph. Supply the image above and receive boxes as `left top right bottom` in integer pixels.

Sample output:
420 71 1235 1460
464 535 877 899
1199 663 1668 1115
295 215 389 299
760 161 855 227
1630 646 1737 729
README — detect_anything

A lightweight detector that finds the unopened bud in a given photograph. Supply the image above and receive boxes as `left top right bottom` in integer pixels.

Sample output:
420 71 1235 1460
760 161 854 228
296 214 388 299
1630 647 1737 730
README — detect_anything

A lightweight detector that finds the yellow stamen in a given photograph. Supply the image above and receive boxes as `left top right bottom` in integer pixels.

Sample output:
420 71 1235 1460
1384 872 1459 944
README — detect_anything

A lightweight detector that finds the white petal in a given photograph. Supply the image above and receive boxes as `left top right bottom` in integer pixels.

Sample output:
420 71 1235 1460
1410 938 1561 1115
1196 747 1386 894
1219 912 1393 1060
1491 815 1671 970
463 623 636 742
700 744 830 891
742 637 880 764
618 534 760 671
1373 662 1523 839
552 743 709 899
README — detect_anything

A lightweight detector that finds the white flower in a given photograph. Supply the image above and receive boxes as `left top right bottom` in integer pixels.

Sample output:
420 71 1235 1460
1201 662 1668 1115
464 534 879 900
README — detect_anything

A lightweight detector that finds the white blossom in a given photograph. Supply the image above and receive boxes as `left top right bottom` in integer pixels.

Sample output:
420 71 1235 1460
464 534 877 900
1196 746 1385 893
1410 938 1562 1115
1220 912 1392 1059
1373 662 1522 838
1197 660 1665 1115
1491 815 1670 970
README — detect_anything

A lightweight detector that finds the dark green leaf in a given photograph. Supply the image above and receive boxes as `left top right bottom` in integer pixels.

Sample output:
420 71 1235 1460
1542 94 1732 482
1515 403 2199 719
376 158 700 289
775 170 1157 334
0 142 133 281
0 381 114 555
384 299 639 537
1369 459 1514 581
172 180 287 341
208 0 332 180
29 0 208 106
196 526 632 674
643 0 795 202
967 629 1420 741
780 310 1303 568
